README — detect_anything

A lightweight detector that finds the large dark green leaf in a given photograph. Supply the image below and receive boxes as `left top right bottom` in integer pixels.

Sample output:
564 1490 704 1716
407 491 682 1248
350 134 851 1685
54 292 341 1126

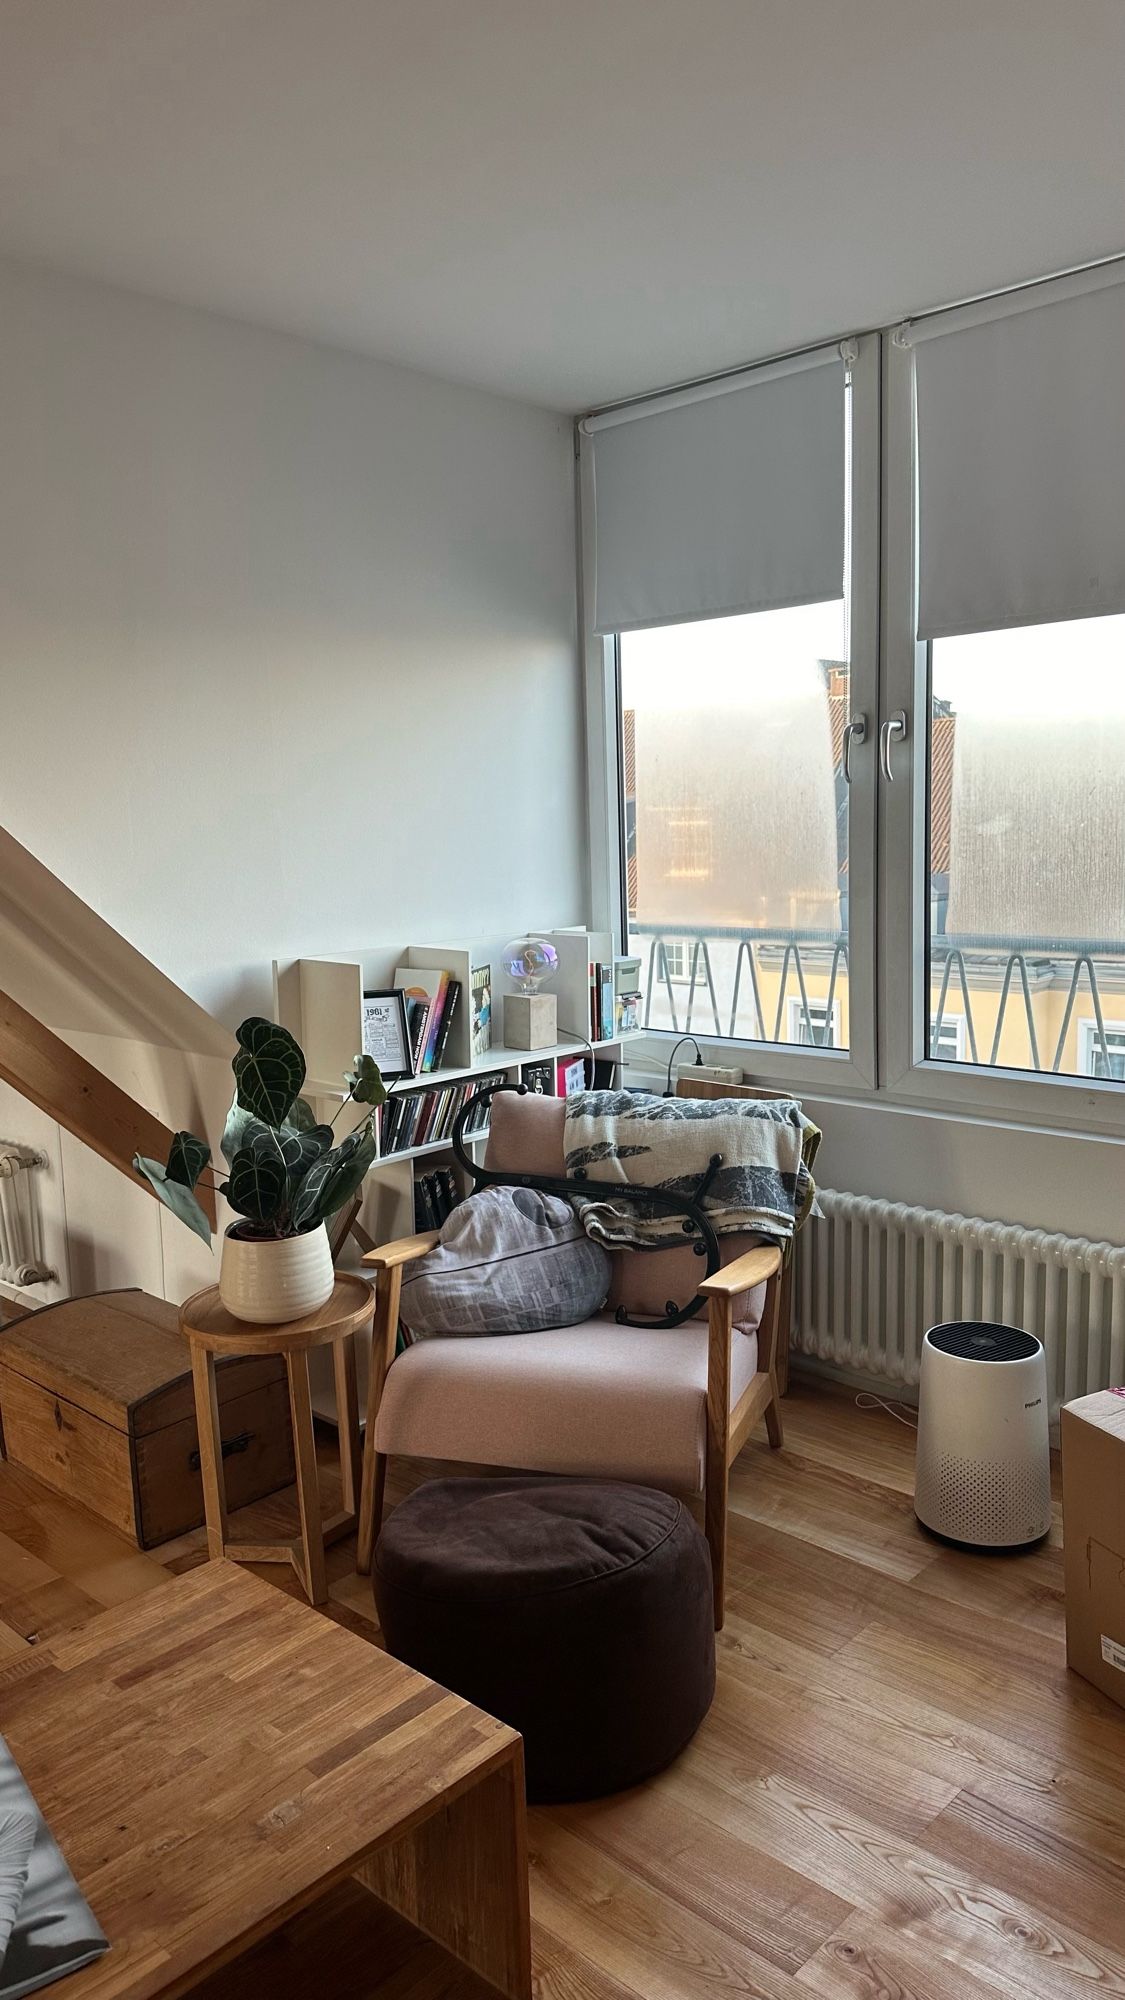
285 1096 321 1133
224 1146 287 1225
248 1121 333 1188
220 1096 256 1167
291 1122 378 1232
165 1131 211 1190
232 1017 306 1128
345 1053 387 1108
134 1154 213 1246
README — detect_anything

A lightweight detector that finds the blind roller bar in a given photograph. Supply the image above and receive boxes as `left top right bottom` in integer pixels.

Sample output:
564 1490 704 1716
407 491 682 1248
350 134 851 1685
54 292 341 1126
579 341 845 436
896 254 1125 349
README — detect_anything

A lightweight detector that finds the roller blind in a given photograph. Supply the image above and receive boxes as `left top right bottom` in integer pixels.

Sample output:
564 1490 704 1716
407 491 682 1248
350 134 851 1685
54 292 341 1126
914 269 1125 639
581 346 846 636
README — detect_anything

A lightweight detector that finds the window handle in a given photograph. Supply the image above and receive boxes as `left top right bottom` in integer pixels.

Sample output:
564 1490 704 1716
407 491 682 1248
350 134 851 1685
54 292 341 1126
879 709 908 782
842 714 867 785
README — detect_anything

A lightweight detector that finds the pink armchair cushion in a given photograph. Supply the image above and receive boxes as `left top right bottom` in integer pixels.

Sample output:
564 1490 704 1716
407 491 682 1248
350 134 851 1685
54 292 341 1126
374 1317 760 1495
485 1089 566 1177
485 1089 766 1333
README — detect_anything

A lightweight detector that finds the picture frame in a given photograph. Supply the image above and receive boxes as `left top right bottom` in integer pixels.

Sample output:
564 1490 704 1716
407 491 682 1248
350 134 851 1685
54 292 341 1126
361 989 413 1081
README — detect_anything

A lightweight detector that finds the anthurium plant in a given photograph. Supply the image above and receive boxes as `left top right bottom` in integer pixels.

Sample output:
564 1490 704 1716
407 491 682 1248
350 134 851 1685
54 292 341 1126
134 1017 386 1246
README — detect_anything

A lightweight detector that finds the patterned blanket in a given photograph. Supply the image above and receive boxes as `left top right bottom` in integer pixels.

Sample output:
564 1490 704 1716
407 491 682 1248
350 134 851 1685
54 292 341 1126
563 1090 820 1250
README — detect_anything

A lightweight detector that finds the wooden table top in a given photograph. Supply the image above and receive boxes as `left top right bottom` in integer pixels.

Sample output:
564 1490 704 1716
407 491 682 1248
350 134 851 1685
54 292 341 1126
0 1562 520 1999
179 1272 374 1354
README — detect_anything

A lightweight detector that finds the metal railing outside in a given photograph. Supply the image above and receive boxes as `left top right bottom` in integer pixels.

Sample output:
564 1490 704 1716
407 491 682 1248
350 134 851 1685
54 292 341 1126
630 923 1125 1076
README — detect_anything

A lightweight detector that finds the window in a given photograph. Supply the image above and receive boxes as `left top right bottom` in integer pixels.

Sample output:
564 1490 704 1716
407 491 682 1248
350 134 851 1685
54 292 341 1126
621 603 853 1049
787 997 840 1048
929 1012 966 1061
587 273 1125 1125
926 618 1125 1081
1081 1021 1125 1082
654 940 689 983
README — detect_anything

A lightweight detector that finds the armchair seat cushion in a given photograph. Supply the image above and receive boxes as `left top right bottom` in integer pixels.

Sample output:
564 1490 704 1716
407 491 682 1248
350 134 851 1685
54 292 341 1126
374 1316 760 1493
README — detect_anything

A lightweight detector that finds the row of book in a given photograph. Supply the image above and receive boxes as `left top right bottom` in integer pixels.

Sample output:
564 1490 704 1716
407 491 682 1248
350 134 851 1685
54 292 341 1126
413 1166 461 1232
379 1070 506 1157
395 964 461 1074
589 956 642 1040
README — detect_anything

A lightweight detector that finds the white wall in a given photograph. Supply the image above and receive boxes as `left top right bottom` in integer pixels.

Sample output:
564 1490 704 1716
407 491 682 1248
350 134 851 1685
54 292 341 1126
0 257 585 1026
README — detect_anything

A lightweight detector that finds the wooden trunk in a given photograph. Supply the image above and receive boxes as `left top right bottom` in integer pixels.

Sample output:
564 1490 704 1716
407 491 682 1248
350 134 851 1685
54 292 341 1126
0 1290 295 1548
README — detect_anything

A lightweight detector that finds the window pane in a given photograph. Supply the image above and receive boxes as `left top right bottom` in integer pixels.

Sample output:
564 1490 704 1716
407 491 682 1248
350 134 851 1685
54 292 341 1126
621 600 849 1047
928 617 1125 1082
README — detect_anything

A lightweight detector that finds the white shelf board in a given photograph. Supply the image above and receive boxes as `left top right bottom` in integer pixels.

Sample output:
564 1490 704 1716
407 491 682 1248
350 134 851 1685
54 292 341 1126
379 1129 489 1165
306 1032 642 1101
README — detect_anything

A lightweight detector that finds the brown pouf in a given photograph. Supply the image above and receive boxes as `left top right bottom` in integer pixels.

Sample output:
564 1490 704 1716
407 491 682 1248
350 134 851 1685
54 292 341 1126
372 1475 715 1802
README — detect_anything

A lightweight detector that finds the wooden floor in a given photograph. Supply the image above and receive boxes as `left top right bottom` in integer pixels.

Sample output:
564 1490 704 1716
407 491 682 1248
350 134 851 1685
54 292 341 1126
3 1378 1124 1999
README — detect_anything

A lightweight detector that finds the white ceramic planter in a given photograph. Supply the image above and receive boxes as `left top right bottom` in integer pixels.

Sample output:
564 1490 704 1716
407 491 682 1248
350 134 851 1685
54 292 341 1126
218 1223 334 1324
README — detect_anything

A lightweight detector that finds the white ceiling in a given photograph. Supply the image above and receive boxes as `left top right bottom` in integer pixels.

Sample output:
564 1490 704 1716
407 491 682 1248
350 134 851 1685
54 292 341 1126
2 0 1124 412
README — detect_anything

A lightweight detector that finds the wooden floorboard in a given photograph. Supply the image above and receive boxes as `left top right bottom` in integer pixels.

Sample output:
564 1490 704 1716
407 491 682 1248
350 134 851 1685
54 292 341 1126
2 1378 1124 1998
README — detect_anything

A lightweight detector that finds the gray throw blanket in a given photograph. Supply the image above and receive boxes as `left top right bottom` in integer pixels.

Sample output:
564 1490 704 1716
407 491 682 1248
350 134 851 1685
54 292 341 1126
563 1089 820 1250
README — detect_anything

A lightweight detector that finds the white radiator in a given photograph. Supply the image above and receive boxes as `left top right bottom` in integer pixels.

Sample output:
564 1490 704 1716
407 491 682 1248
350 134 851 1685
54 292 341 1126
0 1145 54 1289
794 1190 1125 1419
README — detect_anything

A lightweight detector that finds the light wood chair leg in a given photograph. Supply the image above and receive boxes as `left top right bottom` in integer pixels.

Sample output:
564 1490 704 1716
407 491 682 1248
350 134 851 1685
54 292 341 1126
189 1344 228 1559
286 1349 328 1606
705 1294 732 1631
760 1275 785 1450
357 1267 401 1575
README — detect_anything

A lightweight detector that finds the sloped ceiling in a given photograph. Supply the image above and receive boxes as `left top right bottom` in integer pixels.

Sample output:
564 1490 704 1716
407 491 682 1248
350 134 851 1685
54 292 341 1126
0 0 1123 408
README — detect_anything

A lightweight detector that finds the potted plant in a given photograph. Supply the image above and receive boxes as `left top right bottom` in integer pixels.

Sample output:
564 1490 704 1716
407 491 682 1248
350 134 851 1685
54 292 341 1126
134 1017 386 1324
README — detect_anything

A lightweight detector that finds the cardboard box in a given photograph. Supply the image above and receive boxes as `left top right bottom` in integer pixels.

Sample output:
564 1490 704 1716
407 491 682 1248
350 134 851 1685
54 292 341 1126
1061 1389 1125 1709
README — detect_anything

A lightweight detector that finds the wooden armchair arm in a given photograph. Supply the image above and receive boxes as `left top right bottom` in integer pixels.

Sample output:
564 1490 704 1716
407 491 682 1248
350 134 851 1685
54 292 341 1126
699 1243 782 1299
362 1230 439 1271
356 1230 438 1572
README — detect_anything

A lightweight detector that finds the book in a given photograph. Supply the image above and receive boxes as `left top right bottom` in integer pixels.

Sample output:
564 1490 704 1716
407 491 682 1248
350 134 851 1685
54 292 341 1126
556 1054 587 1097
378 1070 506 1157
432 979 461 1070
396 966 448 1074
403 994 430 1073
470 964 492 1059
597 963 615 1041
436 1166 460 1219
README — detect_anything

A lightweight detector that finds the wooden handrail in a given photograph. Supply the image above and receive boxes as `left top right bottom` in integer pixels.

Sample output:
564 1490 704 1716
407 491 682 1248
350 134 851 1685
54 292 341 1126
0 987 217 1228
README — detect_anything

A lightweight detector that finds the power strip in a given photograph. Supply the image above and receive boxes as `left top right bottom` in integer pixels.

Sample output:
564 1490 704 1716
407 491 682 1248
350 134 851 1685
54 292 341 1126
677 1063 743 1086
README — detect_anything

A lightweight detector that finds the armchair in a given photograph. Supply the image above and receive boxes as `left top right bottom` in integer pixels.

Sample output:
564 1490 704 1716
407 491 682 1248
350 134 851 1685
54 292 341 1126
356 1086 785 1627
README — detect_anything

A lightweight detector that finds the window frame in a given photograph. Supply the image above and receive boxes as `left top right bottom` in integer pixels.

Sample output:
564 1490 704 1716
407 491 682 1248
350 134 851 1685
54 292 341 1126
582 303 1125 1137
581 333 881 1097
880 322 1125 1134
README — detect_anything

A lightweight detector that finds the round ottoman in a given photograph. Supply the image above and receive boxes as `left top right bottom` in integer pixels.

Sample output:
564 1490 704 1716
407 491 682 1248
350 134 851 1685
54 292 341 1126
373 1476 715 1802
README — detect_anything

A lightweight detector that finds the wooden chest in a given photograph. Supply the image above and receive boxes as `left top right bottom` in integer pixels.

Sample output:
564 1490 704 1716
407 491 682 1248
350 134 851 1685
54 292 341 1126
0 1290 295 1548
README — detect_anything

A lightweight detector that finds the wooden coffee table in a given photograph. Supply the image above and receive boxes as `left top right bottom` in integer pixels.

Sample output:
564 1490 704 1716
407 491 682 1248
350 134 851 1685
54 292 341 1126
0 1562 531 1999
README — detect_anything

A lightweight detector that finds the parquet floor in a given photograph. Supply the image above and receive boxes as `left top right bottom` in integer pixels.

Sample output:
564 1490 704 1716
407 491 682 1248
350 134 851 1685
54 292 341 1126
2 1378 1124 1999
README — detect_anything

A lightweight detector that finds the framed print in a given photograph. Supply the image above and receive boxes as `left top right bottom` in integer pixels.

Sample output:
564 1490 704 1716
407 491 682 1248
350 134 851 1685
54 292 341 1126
361 989 412 1081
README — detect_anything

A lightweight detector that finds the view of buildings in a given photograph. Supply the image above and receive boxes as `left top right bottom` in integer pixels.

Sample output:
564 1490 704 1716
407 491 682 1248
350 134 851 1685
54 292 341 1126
622 608 1125 1081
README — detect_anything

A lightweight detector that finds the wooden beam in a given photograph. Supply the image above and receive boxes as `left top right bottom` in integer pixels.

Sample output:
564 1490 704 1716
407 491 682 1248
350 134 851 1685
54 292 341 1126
0 986 216 1227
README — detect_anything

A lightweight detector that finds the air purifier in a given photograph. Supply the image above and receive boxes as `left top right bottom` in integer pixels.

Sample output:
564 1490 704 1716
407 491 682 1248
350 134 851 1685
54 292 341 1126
914 1321 1052 1549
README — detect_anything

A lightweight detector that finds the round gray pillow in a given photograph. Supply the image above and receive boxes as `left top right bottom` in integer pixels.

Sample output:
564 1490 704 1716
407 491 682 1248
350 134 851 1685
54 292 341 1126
399 1186 611 1338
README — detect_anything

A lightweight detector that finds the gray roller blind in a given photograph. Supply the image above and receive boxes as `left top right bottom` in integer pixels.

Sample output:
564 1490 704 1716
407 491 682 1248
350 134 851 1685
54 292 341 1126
581 347 846 637
914 268 1125 639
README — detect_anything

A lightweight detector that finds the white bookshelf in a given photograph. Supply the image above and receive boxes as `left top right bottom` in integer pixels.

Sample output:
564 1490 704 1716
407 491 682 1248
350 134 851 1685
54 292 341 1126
272 937 638 1422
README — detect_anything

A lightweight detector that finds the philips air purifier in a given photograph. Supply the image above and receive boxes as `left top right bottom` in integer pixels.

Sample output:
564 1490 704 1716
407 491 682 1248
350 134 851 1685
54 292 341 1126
914 1321 1051 1549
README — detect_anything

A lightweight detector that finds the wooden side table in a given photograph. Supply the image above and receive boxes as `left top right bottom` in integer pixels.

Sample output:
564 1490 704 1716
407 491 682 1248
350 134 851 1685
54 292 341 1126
179 1275 374 1606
